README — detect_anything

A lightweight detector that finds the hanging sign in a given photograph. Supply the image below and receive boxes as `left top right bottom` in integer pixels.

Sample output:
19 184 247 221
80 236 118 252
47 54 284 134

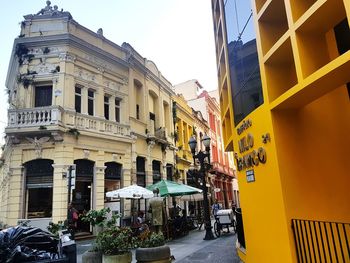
246 170 255 183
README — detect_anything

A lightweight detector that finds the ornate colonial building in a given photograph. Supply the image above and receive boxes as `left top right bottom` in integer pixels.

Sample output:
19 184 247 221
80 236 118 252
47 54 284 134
171 94 195 183
0 2 175 231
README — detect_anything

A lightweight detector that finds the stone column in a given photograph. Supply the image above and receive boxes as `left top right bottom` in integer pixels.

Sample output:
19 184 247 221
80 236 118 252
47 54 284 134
81 87 88 115
59 52 76 110
110 96 116 122
158 95 164 128
95 69 104 119
130 134 137 184
52 145 74 223
7 166 23 226
95 89 104 119
122 166 132 218
52 164 69 223
94 150 106 211
162 151 167 180
146 141 155 185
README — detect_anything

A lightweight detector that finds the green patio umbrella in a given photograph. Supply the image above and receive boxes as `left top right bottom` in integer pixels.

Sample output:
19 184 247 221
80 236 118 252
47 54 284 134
147 179 202 197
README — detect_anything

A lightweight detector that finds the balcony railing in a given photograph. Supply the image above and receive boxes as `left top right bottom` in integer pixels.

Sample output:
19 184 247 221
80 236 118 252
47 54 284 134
155 127 167 141
8 106 62 128
73 114 130 136
292 219 350 263
212 161 224 173
7 107 130 139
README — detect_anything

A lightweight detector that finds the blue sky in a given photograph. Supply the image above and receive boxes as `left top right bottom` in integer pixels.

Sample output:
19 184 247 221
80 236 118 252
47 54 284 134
224 0 256 44
0 0 218 142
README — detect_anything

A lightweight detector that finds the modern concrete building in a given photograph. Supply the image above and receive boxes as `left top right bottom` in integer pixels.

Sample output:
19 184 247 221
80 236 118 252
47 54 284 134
0 2 175 232
171 79 204 101
212 0 350 262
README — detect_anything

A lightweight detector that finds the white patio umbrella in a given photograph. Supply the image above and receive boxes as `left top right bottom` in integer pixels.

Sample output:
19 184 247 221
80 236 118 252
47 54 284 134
106 184 154 199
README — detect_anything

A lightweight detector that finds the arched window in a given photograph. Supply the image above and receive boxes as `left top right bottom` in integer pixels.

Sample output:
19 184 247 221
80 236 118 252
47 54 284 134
166 163 173 181
24 159 53 218
105 162 122 197
136 157 146 187
152 160 161 184
74 159 94 180
134 79 143 120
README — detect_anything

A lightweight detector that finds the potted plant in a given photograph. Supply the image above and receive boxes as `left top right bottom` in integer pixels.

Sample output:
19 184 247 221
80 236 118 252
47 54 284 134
82 245 102 263
81 207 111 235
135 231 171 263
47 220 66 237
82 209 120 263
95 226 133 263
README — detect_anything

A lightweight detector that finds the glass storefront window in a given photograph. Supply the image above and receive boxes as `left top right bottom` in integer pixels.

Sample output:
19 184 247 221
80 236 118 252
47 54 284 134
25 159 53 218
224 0 264 126
27 188 53 218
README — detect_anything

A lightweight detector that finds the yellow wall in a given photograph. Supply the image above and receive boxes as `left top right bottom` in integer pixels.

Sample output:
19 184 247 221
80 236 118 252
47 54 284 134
233 107 294 262
212 0 350 262
172 94 195 180
273 86 350 223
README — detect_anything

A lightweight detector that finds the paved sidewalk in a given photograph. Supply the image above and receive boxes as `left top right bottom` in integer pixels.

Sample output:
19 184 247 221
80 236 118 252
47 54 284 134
164 228 241 263
77 226 241 263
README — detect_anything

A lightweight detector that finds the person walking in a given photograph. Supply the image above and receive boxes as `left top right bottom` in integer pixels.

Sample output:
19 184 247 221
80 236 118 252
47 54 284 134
211 200 221 218
67 202 78 239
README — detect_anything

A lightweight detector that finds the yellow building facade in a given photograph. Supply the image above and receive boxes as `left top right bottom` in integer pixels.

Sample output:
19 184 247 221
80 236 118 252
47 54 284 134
212 0 350 262
0 3 175 231
172 94 194 182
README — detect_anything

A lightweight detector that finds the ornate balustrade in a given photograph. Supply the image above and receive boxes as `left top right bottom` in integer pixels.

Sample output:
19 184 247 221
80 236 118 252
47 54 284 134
155 127 167 140
73 113 130 136
8 106 62 128
7 107 130 138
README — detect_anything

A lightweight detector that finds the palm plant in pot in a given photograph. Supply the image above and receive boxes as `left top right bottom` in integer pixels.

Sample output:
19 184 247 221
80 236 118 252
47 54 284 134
135 230 171 263
96 226 133 263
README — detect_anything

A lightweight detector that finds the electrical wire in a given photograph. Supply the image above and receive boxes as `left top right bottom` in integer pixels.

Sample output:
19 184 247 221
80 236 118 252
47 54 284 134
234 0 240 36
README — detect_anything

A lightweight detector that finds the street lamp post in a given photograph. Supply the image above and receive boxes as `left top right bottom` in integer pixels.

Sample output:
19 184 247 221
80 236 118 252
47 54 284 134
188 134 215 240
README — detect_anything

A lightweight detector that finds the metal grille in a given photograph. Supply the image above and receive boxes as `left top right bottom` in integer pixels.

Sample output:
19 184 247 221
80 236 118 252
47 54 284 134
292 219 350 263
235 208 246 249
26 173 53 188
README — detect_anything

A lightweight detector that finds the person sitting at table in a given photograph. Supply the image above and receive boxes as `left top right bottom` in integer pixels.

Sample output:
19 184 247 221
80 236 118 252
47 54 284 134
173 209 188 238
135 211 148 234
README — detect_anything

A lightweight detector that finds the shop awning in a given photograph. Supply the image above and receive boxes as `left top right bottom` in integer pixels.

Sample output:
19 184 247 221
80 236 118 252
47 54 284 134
147 179 202 197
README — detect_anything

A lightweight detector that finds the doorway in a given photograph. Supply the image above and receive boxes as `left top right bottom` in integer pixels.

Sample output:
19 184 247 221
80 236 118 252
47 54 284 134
73 159 94 234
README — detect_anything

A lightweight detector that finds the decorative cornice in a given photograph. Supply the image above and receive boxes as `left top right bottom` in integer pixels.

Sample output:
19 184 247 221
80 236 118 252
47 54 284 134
59 52 76 62
13 33 129 70
127 56 174 96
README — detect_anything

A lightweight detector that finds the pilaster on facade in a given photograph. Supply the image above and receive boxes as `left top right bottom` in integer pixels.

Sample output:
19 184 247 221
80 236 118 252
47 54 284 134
52 164 70 223
130 133 138 184
95 165 106 211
